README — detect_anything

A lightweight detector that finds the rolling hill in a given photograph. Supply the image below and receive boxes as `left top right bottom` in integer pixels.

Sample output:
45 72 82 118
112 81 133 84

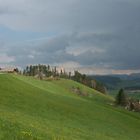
90 75 140 99
0 74 140 140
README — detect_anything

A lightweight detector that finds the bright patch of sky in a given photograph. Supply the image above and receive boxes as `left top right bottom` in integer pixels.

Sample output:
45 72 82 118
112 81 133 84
0 25 56 42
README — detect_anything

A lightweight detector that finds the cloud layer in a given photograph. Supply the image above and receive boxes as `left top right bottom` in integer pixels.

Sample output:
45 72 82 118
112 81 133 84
0 0 140 74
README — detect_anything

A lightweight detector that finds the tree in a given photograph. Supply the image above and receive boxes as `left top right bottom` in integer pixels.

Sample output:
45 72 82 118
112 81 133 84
26 66 29 75
29 65 33 76
14 68 19 73
68 72 71 79
116 89 127 106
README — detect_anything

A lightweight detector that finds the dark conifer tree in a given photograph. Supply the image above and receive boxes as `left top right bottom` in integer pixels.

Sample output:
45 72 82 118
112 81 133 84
116 89 127 106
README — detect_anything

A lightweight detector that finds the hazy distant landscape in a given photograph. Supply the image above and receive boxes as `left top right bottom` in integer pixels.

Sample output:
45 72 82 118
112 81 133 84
91 74 140 99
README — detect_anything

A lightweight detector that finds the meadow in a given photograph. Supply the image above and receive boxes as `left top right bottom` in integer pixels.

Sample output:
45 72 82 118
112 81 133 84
0 74 140 140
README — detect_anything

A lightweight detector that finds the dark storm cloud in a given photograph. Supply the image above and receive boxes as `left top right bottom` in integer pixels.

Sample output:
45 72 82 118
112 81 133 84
4 28 140 70
75 28 140 70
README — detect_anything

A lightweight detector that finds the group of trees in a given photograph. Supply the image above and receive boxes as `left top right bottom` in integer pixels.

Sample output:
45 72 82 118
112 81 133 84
116 89 140 112
23 64 68 79
72 71 107 94
23 64 54 77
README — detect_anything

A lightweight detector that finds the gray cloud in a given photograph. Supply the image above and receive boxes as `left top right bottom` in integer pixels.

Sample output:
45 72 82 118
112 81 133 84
4 30 139 70
0 0 139 32
0 0 140 73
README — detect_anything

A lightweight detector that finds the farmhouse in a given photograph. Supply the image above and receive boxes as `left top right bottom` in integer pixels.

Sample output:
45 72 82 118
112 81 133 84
0 67 17 73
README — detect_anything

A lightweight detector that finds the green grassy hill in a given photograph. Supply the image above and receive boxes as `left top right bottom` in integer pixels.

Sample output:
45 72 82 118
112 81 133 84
0 74 140 140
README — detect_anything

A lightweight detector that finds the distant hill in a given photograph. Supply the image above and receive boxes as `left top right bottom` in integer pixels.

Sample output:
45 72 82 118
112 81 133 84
89 73 140 89
109 73 140 80
89 74 140 99
0 74 140 140
88 75 122 89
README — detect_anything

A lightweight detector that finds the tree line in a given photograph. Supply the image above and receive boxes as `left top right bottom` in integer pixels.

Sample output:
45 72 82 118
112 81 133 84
23 64 107 94
24 64 57 77
72 71 107 94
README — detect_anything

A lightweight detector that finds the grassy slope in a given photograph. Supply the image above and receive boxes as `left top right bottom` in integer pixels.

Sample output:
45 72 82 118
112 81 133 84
0 74 140 140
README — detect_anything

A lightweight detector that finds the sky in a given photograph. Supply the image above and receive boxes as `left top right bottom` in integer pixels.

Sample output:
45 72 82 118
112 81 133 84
0 0 140 75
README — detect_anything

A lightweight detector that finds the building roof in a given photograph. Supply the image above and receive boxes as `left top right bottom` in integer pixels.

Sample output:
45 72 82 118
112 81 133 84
0 67 15 72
